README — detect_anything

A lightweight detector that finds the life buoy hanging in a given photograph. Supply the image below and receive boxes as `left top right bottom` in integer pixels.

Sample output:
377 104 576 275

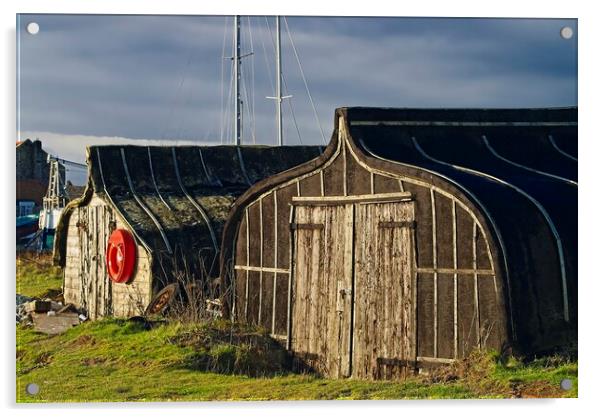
106 229 136 283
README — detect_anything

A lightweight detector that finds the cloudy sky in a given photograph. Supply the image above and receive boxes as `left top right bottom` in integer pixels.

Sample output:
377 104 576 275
17 14 577 181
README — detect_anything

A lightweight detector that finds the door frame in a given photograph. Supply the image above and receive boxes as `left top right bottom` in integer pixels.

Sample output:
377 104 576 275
287 192 416 377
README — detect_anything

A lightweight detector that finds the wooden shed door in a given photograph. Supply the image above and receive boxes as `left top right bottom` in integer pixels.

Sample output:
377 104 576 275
291 196 415 379
352 201 416 379
291 203 354 378
78 204 114 320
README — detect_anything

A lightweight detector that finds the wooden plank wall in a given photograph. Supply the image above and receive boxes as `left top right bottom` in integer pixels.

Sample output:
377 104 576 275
63 195 152 319
233 127 504 377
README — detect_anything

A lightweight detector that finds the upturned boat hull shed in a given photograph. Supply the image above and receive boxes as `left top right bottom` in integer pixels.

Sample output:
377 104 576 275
220 107 577 379
53 145 322 319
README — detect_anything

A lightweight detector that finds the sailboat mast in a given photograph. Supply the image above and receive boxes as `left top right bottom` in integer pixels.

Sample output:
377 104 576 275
276 16 283 146
234 15 242 145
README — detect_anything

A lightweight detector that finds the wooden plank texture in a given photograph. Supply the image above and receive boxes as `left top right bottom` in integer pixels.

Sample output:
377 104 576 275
291 204 352 378
64 194 151 319
352 201 415 379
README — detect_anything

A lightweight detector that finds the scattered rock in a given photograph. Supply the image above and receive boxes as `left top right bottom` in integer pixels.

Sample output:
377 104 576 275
24 300 52 314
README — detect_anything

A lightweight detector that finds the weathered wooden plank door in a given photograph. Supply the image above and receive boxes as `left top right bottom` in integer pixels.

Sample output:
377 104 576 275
78 204 112 320
89 206 99 320
77 207 91 314
352 201 416 379
291 195 415 380
291 203 354 378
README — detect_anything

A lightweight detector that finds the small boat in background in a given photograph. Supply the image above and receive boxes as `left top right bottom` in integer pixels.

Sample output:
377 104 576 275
16 213 39 242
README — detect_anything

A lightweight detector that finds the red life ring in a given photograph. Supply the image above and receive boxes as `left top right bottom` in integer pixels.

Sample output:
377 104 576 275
106 229 136 283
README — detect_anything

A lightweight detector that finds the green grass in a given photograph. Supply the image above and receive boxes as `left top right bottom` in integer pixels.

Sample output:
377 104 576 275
16 254 63 299
16 319 470 402
15 254 577 402
16 318 577 402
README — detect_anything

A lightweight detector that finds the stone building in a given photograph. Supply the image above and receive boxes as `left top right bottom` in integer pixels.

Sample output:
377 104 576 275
16 139 50 215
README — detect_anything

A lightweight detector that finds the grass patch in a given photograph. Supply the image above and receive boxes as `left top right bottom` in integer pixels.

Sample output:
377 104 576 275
16 319 577 402
425 350 577 398
15 253 577 402
171 321 290 376
16 253 63 299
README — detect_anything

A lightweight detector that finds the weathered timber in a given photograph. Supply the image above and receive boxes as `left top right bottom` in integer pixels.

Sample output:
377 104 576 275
222 107 577 380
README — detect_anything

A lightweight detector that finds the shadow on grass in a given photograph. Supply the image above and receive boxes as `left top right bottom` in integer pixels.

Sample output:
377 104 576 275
168 321 302 378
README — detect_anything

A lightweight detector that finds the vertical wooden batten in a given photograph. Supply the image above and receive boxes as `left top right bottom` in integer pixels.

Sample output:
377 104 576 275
452 200 458 359
320 171 325 196
472 220 482 349
344 203 354 377
430 188 438 358
258 197 263 325
272 191 278 335
286 204 295 350
244 208 250 321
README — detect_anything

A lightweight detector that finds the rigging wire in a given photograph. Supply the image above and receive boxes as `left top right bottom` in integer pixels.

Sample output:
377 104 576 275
246 16 257 144
240 18 249 144
225 58 235 144
173 50 207 142
220 16 229 144
242 69 256 145
285 90 303 144
176 20 230 144
264 17 302 145
283 17 327 145
261 17 277 98
160 38 198 140
228 22 237 144
174 51 212 143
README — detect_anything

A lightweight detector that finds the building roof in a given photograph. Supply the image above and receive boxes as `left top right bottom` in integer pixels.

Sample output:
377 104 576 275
16 138 43 149
53 144 323 279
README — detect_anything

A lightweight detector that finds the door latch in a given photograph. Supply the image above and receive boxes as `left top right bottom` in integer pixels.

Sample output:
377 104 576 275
339 288 352 297
336 285 351 312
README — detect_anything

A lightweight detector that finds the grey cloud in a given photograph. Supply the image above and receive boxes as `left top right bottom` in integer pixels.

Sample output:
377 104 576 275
17 14 577 152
